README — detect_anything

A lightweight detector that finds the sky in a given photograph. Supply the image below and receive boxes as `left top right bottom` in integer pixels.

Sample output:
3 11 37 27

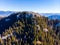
0 0 60 13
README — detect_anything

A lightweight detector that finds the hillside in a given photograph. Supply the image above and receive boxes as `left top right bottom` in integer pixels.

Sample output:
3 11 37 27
0 12 60 45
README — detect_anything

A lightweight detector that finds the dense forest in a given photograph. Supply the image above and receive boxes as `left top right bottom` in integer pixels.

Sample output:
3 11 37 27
0 12 60 45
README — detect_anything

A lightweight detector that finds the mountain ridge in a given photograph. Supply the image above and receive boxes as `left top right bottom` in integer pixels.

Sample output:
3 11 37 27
0 11 60 45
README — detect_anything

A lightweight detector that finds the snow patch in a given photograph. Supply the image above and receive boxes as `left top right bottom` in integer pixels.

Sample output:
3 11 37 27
2 36 7 39
17 15 19 18
5 18 10 21
43 28 48 32
0 33 13 40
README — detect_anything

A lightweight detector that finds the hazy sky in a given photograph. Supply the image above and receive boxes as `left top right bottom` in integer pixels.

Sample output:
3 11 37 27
0 0 60 13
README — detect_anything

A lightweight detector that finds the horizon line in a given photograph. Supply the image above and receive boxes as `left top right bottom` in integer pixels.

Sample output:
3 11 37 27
0 10 60 13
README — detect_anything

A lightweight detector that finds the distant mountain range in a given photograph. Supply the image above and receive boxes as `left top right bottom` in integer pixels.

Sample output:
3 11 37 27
41 13 60 17
41 13 60 20
0 11 14 17
48 15 60 20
